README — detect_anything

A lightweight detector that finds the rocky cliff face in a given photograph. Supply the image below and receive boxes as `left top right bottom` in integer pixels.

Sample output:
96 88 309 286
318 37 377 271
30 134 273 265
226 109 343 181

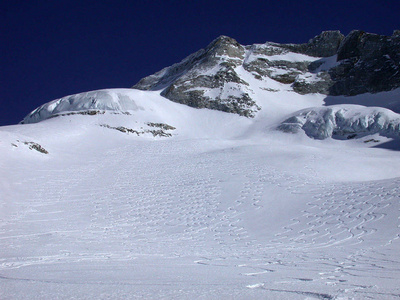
281 30 344 57
294 30 400 95
133 30 400 117
331 30 400 95
134 36 260 117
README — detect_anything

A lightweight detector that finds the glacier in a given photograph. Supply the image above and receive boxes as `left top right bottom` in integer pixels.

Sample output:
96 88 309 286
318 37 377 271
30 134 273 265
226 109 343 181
278 105 400 140
1 88 400 299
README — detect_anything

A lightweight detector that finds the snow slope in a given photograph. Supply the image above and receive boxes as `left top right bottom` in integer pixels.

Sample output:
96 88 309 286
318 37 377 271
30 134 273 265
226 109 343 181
1 88 400 299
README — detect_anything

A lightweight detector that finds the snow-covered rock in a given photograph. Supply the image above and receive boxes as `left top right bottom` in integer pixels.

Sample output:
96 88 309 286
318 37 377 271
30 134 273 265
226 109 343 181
133 30 400 117
278 105 400 139
133 33 338 117
21 89 152 124
134 35 261 117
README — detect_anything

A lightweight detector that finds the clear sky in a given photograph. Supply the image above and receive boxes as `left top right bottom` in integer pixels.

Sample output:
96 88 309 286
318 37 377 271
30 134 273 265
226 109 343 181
1 0 399 125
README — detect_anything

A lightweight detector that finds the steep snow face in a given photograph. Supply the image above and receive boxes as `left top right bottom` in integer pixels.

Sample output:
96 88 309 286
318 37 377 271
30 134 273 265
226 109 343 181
278 105 400 140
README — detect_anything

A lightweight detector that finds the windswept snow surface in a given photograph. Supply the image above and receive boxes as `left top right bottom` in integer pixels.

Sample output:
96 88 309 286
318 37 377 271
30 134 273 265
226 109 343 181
1 89 400 299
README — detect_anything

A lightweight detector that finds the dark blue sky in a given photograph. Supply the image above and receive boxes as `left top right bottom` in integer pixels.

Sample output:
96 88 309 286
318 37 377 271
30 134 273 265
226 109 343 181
1 0 399 125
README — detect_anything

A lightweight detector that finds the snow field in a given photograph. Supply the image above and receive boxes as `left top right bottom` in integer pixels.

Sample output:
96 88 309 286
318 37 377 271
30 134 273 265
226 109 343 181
1 88 400 298
1 125 400 298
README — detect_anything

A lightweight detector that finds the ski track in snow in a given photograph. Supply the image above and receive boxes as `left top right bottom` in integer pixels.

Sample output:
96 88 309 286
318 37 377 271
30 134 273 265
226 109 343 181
1 139 400 299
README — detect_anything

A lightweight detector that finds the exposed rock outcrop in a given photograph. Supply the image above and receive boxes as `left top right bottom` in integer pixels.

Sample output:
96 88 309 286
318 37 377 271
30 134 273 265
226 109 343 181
281 30 344 57
133 30 400 118
135 36 260 117
329 30 400 95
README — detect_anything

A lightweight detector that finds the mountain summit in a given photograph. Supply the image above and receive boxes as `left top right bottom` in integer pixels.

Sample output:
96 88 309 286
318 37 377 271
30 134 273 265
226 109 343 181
134 30 400 116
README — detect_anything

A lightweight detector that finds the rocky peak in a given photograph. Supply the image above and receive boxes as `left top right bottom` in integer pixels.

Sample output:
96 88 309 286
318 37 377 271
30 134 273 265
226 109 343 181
336 30 365 61
328 30 400 95
133 30 400 118
305 30 344 57
204 35 245 59
336 30 395 61
282 30 344 57
133 34 259 117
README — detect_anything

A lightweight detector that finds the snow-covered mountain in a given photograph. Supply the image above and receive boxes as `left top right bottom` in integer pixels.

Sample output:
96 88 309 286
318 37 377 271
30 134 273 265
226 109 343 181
22 30 400 142
133 30 400 115
1 31 400 299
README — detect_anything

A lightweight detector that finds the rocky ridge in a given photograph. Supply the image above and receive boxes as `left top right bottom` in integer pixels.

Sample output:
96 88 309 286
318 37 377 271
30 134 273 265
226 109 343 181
134 36 260 117
133 30 400 117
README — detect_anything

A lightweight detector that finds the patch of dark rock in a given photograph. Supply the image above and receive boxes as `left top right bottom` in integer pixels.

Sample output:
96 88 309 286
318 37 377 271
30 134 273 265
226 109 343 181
100 124 173 137
329 30 400 95
282 30 344 57
148 130 173 137
147 123 176 130
111 111 131 115
25 142 48 154
260 87 279 92
48 110 106 120
100 124 141 135
17 140 49 154
364 139 380 143
271 73 298 84
210 94 261 118
346 134 357 139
